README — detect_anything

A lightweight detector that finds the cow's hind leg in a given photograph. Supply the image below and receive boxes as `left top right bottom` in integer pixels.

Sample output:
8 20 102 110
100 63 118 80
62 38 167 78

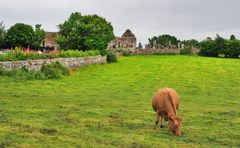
160 116 164 128
153 111 160 129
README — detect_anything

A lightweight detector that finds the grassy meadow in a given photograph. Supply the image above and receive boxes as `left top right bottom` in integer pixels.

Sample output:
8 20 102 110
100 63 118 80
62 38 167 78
0 55 239 147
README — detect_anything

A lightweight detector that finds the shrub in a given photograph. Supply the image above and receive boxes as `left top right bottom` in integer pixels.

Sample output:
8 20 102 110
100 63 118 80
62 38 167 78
199 35 240 58
0 62 70 80
0 68 44 80
180 47 192 55
107 52 117 63
100 49 108 56
223 40 240 58
41 62 70 79
122 50 130 56
199 39 218 57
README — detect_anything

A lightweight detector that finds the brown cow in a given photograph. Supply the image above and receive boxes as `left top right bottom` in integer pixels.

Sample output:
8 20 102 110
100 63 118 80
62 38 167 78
152 88 182 136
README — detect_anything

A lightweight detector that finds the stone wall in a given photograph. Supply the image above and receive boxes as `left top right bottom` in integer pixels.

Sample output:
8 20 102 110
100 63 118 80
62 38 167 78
128 48 181 55
0 55 107 71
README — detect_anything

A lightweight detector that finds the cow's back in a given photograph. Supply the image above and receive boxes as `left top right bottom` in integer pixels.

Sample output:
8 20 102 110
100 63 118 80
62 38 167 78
152 88 180 112
152 88 169 112
166 88 180 109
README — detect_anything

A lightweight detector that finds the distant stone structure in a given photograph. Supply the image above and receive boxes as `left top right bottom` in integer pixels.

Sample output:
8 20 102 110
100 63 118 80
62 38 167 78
43 29 137 50
43 32 58 49
108 29 137 49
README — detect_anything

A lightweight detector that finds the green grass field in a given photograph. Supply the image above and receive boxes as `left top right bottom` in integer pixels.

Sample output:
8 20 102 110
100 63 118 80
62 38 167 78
0 55 239 147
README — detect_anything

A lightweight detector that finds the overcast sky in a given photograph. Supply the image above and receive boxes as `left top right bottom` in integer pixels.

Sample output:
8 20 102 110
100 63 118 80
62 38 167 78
1 0 240 44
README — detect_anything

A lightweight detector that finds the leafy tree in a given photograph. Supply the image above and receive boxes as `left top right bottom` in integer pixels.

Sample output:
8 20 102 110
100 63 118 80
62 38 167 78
148 36 157 48
0 21 5 48
199 39 218 57
225 40 240 58
200 35 240 58
230 34 236 40
57 12 115 51
33 24 45 48
148 34 179 48
221 39 240 58
199 35 226 57
214 34 225 57
5 23 35 48
181 39 200 48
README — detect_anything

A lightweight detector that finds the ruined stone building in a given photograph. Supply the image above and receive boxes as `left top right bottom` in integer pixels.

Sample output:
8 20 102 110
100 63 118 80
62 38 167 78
43 29 137 50
108 29 137 49
43 32 58 50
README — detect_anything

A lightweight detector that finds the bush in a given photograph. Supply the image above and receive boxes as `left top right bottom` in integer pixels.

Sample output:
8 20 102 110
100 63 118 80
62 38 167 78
199 39 218 57
107 52 117 63
41 62 70 79
0 62 70 80
180 47 192 55
0 67 45 80
100 49 108 56
199 35 240 58
122 50 130 56
223 40 240 58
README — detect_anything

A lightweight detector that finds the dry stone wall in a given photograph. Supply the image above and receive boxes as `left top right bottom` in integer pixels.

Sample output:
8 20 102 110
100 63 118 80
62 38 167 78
0 55 106 71
128 48 181 55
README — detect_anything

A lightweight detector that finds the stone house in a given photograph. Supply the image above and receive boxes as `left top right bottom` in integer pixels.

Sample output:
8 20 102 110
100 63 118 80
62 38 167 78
108 29 137 49
43 32 58 50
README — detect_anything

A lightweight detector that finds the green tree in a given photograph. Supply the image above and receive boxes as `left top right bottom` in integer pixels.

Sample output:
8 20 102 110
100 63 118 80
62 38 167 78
230 34 236 40
148 36 157 48
5 23 35 48
215 34 225 57
0 21 5 48
223 39 240 58
181 39 200 48
57 12 115 51
33 24 45 48
148 34 179 48
199 39 218 57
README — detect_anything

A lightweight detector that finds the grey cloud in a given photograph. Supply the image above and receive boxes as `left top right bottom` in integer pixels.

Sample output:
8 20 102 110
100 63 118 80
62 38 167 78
1 0 240 44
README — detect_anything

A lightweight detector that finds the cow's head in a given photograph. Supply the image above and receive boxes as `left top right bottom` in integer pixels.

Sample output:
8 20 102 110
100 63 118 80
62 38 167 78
169 116 182 136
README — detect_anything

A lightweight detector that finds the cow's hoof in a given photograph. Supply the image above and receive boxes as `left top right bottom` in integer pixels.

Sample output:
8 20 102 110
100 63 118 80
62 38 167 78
160 125 164 128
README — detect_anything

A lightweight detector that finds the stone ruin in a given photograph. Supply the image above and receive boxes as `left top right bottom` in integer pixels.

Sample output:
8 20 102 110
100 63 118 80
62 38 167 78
43 32 58 50
108 29 137 49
